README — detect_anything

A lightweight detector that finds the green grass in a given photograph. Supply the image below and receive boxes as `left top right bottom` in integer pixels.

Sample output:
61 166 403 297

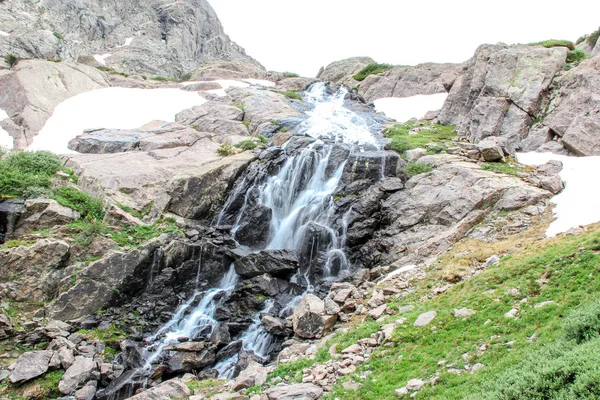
67 217 182 248
34 370 64 398
52 32 64 40
528 39 574 50
283 72 300 78
0 240 34 249
258 135 268 144
353 63 394 81
0 151 62 198
186 379 227 398
116 201 153 219
52 186 105 220
385 121 457 157
404 163 433 177
282 90 302 100
151 75 179 82
269 346 331 383
566 48 587 64
217 142 237 156
233 103 245 111
78 324 126 344
480 162 520 176
234 140 259 151
317 226 600 399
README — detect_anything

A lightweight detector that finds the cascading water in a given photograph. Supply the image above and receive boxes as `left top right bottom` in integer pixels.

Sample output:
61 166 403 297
143 264 238 368
142 82 385 382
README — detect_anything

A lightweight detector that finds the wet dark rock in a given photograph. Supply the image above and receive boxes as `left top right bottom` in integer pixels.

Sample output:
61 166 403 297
0 199 25 244
216 340 243 362
233 249 299 278
210 323 231 347
341 151 399 185
234 203 273 249
121 340 148 369
167 346 216 373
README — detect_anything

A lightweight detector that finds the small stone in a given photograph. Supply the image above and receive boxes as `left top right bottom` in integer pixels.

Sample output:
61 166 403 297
452 308 476 317
395 387 409 397
414 311 436 327
341 344 361 354
369 304 387 319
342 381 361 391
406 378 425 391
504 309 518 319
471 363 484 373
534 301 555 308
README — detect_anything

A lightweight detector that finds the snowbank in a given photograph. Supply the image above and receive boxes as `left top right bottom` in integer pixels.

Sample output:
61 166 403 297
181 79 275 97
29 87 206 154
0 31 9 37
373 93 448 123
93 53 112 66
0 108 13 150
517 152 600 237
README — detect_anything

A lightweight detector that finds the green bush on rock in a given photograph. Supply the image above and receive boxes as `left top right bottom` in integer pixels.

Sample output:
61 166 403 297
282 90 302 100
528 39 575 50
52 186 105 220
0 151 62 198
404 163 433 177
353 62 394 81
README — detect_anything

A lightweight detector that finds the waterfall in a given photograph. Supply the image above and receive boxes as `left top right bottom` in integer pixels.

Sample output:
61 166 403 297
143 264 238 368
142 82 383 380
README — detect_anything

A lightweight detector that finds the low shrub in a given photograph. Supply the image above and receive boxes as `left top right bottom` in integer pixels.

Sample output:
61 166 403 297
3 54 18 68
567 48 586 64
404 163 432 177
283 72 300 78
234 140 258 151
529 39 575 50
586 28 600 48
53 186 105 220
282 90 302 100
0 151 62 198
217 142 236 156
480 162 520 176
476 338 600 400
258 135 268 144
52 32 64 40
563 301 600 343
353 62 393 81
385 122 456 156
151 75 178 82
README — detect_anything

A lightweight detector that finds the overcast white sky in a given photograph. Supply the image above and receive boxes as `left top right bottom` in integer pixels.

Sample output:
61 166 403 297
207 0 600 77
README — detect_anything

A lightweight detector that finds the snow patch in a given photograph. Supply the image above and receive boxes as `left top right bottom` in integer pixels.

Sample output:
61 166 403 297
0 31 9 37
373 93 448 122
517 152 600 237
29 87 206 154
0 108 13 149
93 53 112 66
117 37 134 47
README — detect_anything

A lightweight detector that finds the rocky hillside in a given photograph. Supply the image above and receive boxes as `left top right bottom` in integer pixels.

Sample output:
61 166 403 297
0 0 259 77
0 15 599 400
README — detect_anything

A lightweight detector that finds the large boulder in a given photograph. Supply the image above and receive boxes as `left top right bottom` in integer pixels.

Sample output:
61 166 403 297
65 128 255 222
175 102 248 137
292 294 337 339
0 239 70 301
542 56 600 155
14 198 80 235
359 62 461 101
0 60 108 149
69 121 202 154
167 347 216 373
58 356 97 395
9 351 54 383
439 44 567 152
233 249 299 278
0 199 25 243
127 378 191 400
316 56 375 84
234 203 273 249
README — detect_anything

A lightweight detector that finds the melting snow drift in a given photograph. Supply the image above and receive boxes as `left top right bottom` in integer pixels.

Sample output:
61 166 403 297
374 93 448 122
517 152 600 237
0 108 13 150
29 87 206 154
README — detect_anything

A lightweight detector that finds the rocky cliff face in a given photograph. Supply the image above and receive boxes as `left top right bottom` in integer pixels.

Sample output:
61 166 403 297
0 0 261 77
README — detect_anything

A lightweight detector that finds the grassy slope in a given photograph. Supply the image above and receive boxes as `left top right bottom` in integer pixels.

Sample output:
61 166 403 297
322 225 600 399
267 222 600 399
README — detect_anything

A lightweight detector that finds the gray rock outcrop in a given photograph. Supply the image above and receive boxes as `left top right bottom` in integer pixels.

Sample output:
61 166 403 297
316 56 375 84
542 56 600 155
438 44 567 152
292 294 337 339
0 0 260 78
9 351 55 383
359 62 460 101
